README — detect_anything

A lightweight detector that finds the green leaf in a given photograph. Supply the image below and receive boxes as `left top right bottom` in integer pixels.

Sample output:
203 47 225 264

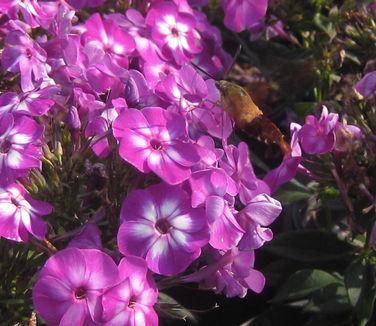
263 230 354 263
274 181 315 205
345 259 376 324
270 269 342 303
304 283 351 313
156 292 198 324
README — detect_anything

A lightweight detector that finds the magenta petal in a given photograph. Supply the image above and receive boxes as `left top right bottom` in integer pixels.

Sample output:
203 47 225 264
146 236 201 276
39 249 86 286
84 250 118 289
6 147 41 169
242 268 265 294
86 291 103 323
354 71 376 98
121 189 157 223
118 129 151 173
32 276 72 325
0 211 22 242
28 197 52 215
242 194 282 226
22 212 47 240
60 301 87 326
113 109 151 140
165 142 200 167
147 152 191 185
209 208 244 250
9 116 43 143
117 221 156 258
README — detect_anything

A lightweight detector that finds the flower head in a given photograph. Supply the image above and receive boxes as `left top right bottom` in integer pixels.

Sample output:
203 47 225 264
112 106 200 185
0 113 44 186
2 30 49 91
117 183 209 276
102 256 158 326
221 0 268 33
145 1 202 65
0 183 51 242
298 106 339 154
32 248 118 326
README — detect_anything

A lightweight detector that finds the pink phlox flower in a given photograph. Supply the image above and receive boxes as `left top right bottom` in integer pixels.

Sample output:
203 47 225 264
334 122 363 152
192 10 232 79
82 13 136 69
264 123 304 193
112 106 200 185
183 247 265 297
66 0 107 10
2 30 50 91
0 0 58 29
189 168 245 250
0 113 44 186
142 57 180 89
221 0 268 33
156 64 209 112
220 142 271 205
115 9 166 67
73 88 105 121
68 223 103 250
193 135 223 169
32 248 118 326
145 1 203 65
354 71 376 99
0 85 59 116
0 183 52 242
0 17 30 40
85 102 126 158
123 70 160 108
158 66 232 140
117 183 209 276
298 105 339 154
102 256 158 326
237 194 281 250
249 16 291 41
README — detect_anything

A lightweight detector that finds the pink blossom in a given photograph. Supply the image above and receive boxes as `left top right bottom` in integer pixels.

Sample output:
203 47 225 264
238 194 282 250
184 247 265 297
117 183 209 276
264 123 304 193
145 1 203 65
112 106 200 185
0 85 59 116
220 142 270 205
2 30 50 91
0 0 58 28
189 168 245 250
222 0 268 33
68 223 103 250
0 183 52 242
33 248 118 326
0 113 44 186
298 106 339 154
354 71 376 99
82 13 136 69
102 256 158 326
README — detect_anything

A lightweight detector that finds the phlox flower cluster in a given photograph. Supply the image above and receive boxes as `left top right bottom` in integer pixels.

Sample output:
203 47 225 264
0 0 359 325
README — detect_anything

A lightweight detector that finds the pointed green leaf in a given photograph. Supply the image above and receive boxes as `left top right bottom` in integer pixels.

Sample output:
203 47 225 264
270 269 342 303
345 259 376 324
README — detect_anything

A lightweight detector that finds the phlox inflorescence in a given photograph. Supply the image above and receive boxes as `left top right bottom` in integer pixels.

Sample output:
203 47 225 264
0 0 362 325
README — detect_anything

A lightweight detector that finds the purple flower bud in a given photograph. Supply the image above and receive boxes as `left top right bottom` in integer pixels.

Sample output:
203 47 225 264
66 106 81 130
